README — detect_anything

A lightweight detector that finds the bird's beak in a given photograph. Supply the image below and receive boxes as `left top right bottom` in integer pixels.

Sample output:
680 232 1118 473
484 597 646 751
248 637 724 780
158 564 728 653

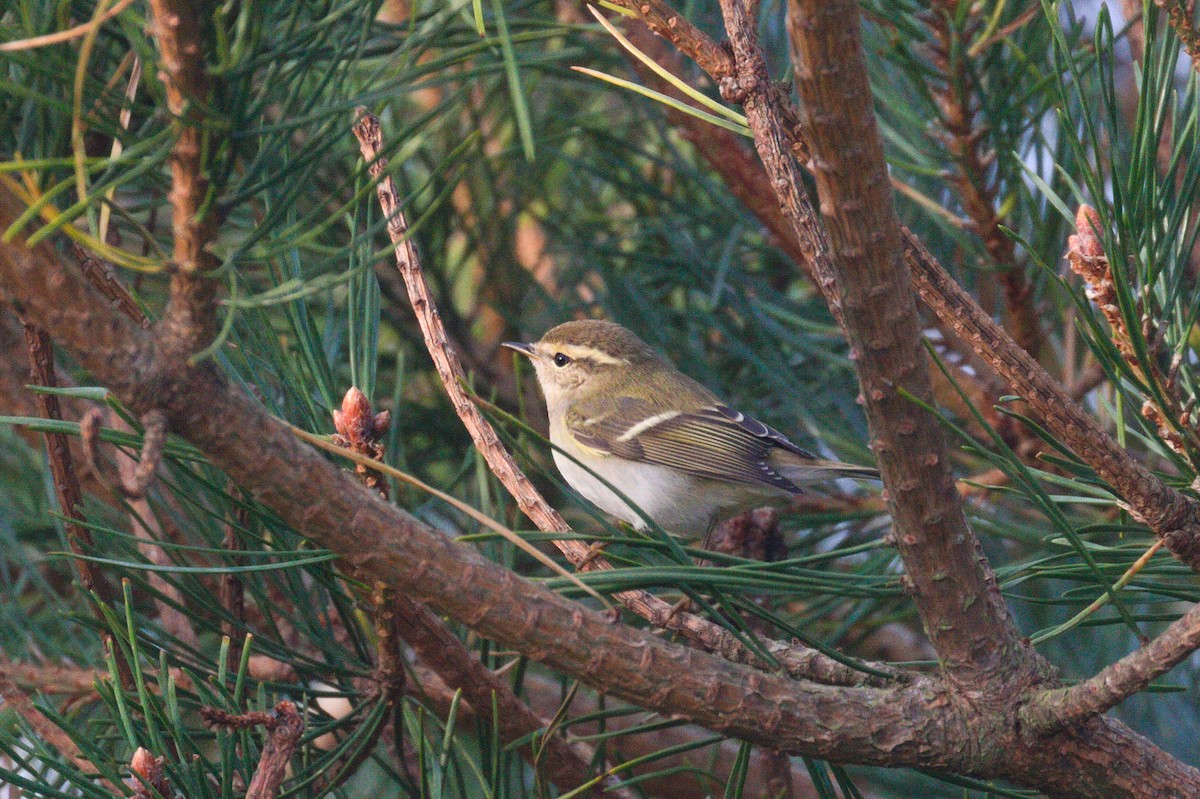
502 341 537 358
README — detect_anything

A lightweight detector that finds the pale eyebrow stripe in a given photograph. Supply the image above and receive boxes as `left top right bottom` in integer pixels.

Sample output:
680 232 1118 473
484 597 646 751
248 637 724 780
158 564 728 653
543 343 626 366
617 410 681 442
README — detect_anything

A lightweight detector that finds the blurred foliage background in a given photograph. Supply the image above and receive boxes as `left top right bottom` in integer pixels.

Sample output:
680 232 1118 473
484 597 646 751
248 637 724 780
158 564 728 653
0 0 1198 796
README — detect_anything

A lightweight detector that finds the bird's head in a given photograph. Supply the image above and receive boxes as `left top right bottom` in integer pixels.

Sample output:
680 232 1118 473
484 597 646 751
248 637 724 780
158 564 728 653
502 320 659 408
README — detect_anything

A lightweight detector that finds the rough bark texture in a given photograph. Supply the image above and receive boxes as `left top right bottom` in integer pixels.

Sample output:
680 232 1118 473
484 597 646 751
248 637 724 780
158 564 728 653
902 234 1200 570
148 0 220 355
386 596 629 798
4 2 1200 791
716 0 1030 689
4 127 1200 799
1021 600 1200 733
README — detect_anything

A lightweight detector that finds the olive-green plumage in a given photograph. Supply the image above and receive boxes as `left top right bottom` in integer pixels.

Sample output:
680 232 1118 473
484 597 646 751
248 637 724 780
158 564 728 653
504 320 878 536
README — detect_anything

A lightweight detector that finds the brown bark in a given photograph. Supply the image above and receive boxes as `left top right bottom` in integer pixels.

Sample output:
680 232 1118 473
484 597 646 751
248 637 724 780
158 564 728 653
922 4 1045 360
0 661 91 774
902 234 1200 570
607 0 734 79
388 595 629 798
20 323 100 594
718 0 1029 688
616 20 1039 463
1021 600 1200 734
3 164 1199 799
148 0 220 356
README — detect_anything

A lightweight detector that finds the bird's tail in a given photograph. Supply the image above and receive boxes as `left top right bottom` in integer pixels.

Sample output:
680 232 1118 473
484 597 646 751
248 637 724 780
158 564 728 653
777 458 880 487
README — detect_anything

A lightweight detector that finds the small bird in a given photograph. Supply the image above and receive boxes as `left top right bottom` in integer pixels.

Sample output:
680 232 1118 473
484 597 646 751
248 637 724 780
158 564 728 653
503 320 878 537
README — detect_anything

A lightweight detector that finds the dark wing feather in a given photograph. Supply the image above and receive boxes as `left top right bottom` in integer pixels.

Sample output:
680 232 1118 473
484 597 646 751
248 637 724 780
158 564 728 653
566 402 816 493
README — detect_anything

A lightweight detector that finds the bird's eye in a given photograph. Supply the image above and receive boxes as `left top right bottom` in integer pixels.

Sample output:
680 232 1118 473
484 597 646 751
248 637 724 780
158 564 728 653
553 352 571 367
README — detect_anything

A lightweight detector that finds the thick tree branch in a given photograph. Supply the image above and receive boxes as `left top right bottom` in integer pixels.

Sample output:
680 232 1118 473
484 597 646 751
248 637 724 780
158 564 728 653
1020 600 1200 734
616 19 1037 462
387 594 631 798
0 192 971 766
351 107 892 688
709 0 1028 687
4 174 1200 799
147 0 220 355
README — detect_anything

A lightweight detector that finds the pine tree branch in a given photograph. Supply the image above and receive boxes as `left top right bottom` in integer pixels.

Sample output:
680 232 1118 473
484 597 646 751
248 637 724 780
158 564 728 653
615 18 1039 464
0 185 952 763
331 386 616 797
18 321 133 688
1020 600 1200 734
73 243 150 329
709 0 1029 687
901 233 1200 571
5 178 1200 799
20 323 100 594
606 0 734 79
387 594 632 798
220 494 247 671
350 107 895 689
921 4 1045 360
203 701 305 799
147 0 220 356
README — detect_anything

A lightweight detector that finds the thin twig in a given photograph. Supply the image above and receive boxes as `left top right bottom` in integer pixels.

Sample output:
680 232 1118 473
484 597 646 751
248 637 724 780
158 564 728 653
74 243 150 328
204 702 305 799
1020 598 1200 733
616 16 1035 460
903 231 1200 570
370 583 414 786
115 414 197 649
5 179 1200 797
220 492 248 675
22 324 101 593
611 0 1200 575
616 23 820 285
0 664 90 772
147 0 221 355
20 321 134 688
606 0 734 78
712 0 1030 685
351 106 896 688
0 0 138 51
921 3 1046 359
0 657 103 700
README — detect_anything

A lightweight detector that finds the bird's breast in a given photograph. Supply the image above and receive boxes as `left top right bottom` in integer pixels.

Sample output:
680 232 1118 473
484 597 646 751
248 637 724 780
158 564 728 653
548 422 710 534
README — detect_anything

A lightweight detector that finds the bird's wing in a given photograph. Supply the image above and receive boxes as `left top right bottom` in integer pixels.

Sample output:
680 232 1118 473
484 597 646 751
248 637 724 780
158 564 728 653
565 400 816 493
